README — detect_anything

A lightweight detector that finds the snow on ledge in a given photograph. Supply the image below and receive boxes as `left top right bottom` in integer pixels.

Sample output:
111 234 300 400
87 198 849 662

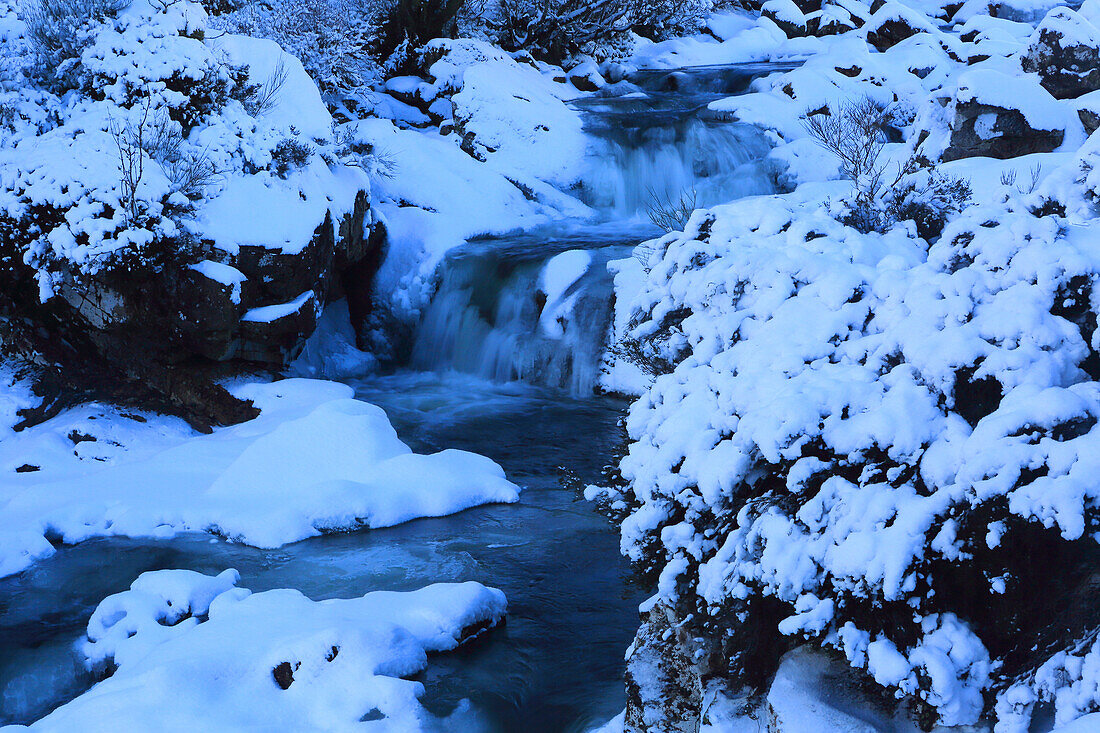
16 568 506 730
0 379 520 578
241 290 314 322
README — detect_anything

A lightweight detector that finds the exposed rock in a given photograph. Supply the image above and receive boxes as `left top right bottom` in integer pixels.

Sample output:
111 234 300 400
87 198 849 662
1081 105 1100 136
624 603 702 733
1021 8 1100 100
943 72 1067 161
864 3 934 51
763 0 810 38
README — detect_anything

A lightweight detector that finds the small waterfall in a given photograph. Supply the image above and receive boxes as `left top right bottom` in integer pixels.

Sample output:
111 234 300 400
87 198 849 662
408 63 793 395
581 119 775 215
411 235 639 396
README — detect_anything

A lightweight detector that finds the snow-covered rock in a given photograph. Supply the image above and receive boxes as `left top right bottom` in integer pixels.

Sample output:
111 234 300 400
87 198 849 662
0 0 379 422
944 68 1070 160
1021 6 1100 100
10 569 507 731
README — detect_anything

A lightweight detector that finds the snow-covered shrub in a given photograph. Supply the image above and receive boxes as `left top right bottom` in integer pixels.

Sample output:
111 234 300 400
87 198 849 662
488 0 713 63
611 193 1100 726
805 97 970 239
20 0 128 90
214 0 376 95
270 136 313 177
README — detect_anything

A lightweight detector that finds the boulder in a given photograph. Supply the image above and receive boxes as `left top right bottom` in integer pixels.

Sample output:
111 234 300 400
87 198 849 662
1021 7 1100 100
763 0 810 38
1078 90 1100 135
809 4 860 36
864 2 936 51
944 70 1068 161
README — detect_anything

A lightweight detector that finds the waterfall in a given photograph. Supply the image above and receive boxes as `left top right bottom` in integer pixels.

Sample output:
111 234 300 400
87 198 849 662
407 64 790 396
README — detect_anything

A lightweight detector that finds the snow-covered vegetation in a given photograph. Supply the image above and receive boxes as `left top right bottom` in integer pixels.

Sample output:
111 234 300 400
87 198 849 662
595 0 1100 729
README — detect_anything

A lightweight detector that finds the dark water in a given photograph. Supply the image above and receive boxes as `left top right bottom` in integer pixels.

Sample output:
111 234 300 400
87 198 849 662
0 372 644 732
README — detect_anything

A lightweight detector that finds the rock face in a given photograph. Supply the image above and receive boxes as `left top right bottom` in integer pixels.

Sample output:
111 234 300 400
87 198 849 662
2 192 381 428
1021 8 1100 100
624 604 703 733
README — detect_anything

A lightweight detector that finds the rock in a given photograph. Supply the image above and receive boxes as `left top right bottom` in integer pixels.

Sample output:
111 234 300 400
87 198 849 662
1078 91 1100 135
568 59 605 92
239 290 320 364
943 70 1067 161
809 4 860 36
763 0 810 38
1 190 377 428
624 603 701 733
864 2 935 51
1021 7 1100 100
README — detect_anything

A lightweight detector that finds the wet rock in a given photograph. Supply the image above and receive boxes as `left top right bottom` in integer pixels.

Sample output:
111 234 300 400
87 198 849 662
1021 8 1100 100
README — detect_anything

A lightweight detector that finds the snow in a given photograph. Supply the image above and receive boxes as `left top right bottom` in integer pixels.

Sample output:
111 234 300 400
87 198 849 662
0 379 519 578
241 290 314 323
954 68 1070 130
10 569 506 731
538 249 593 339
189 260 247 304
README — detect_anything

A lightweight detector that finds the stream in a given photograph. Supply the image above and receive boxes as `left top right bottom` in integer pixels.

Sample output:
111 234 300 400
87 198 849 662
0 62 789 731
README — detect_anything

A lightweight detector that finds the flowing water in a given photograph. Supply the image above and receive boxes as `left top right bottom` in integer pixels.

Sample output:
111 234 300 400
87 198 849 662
0 63 789 730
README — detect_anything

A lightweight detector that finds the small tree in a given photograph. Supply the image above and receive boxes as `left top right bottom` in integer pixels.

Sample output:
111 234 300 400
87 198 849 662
804 96 971 239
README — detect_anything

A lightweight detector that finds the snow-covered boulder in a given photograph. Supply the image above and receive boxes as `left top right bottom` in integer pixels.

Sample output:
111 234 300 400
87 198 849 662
863 2 937 51
421 39 589 189
1021 7 1100 100
14 569 507 730
762 0 811 38
944 68 1068 161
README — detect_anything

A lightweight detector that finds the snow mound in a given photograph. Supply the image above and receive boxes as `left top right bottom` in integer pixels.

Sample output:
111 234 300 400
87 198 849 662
13 569 506 731
0 379 519 578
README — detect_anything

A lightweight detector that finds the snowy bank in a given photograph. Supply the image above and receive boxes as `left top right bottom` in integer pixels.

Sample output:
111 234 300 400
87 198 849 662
0 378 519 578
